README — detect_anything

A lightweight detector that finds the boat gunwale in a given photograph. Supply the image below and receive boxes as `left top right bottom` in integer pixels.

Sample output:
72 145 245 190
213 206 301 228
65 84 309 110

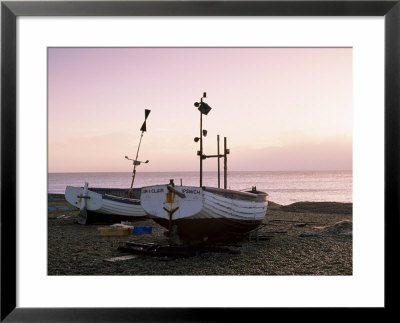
203 186 268 200
140 184 268 199
102 194 141 205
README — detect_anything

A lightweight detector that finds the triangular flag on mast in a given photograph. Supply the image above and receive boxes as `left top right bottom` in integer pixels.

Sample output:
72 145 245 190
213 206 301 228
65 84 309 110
140 109 151 132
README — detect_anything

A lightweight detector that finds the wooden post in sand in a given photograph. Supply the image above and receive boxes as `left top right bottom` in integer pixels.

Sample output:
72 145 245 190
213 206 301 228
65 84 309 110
224 137 228 189
78 182 89 224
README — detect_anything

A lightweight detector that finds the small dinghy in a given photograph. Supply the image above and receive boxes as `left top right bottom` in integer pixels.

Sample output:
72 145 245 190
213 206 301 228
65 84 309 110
65 183 146 224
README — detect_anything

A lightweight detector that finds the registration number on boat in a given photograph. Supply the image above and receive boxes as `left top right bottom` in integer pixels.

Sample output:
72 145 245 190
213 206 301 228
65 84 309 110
182 188 201 195
142 188 164 194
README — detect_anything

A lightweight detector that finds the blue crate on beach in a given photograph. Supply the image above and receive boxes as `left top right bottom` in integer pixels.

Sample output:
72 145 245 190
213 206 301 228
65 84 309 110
132 226 152 235
55 206 70 211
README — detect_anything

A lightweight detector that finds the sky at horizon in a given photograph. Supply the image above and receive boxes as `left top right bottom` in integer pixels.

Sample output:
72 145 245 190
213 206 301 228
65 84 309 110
48 47 352 172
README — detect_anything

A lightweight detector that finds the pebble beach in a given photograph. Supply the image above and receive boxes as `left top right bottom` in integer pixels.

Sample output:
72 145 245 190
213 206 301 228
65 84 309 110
48 194 352 276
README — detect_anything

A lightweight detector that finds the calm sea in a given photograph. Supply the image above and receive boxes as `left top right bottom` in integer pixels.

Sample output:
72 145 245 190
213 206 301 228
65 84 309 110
48 171 352 205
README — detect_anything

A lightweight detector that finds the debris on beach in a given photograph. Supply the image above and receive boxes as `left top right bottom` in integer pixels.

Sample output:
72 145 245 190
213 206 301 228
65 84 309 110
48 205 76 212
299 233 322 238
55 206 71 211
248 230 274 242
315 220 352 236
264 230 287 234
48 195 65 201
56 214 71 219
121 221 135 226
132 226 153 235
254 235 274 241
97 224 133 236
97 224 153 236
268 219 319 226
103 255 140 263
117 241 241 258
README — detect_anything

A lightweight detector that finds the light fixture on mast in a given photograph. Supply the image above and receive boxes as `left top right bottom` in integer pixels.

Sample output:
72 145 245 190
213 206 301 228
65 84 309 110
193 92 212 187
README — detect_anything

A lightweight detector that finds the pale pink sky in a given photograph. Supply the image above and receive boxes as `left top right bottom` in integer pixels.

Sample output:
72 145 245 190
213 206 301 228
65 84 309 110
48 48 352 172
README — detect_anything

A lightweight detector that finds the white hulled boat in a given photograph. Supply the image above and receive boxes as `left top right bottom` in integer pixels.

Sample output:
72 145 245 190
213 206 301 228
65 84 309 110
140 183 268 242
65 184 146 224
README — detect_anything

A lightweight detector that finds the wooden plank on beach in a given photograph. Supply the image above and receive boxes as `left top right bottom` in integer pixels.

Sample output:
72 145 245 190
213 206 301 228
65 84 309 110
98 226 132 236
103 255 139 262
257 235 274 241
269 219 315 223
269 219 319 224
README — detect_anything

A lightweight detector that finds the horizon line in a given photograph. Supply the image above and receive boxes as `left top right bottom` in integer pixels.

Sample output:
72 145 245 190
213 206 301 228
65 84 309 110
48 169 353 174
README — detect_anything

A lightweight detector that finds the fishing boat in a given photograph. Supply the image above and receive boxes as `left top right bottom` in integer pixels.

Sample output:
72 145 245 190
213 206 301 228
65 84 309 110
64 109 151 224
140 93 269 243
65 183 146 224
140 182 268 243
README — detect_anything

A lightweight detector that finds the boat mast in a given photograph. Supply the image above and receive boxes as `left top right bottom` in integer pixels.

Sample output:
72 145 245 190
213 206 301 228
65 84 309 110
193 93 230 188
200 104 203 186
126 109 150 198
193 92 212 187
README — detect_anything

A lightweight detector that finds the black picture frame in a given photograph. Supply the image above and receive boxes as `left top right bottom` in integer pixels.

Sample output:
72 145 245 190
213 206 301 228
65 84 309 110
1 0 399 321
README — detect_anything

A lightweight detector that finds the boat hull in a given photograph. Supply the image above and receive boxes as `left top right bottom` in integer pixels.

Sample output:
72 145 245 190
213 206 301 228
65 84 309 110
65 186 147 223
140 185 268 242
152 217 263 242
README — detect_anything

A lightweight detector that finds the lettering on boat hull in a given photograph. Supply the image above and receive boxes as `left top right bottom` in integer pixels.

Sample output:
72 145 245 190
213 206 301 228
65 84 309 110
140 185 203 221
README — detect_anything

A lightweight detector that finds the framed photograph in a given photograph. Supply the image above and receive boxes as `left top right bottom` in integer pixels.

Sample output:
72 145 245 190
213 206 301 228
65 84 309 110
2 0 399 321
